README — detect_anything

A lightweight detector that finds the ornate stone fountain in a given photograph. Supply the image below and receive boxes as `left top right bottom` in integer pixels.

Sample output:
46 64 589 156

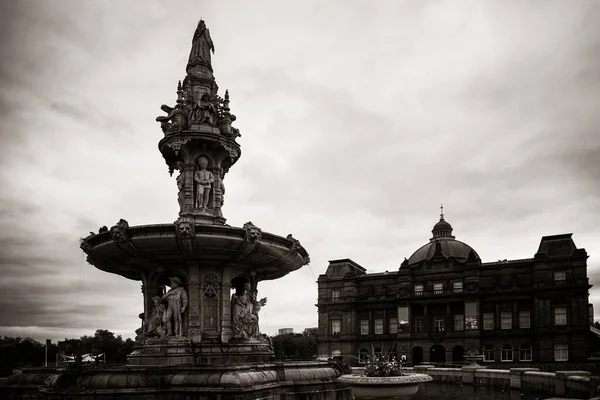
0 20 350 400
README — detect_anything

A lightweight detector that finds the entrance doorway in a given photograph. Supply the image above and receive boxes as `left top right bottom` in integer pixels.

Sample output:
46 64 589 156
429 345 446 363
412 346 423 365
452 345 464 363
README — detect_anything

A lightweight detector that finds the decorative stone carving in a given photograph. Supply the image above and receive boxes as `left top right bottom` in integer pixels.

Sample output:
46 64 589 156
187 20 214 69
166 138 191 156
231 282 267 340
161 277 189 337
286 234 301 252
156 104 188 134
244 222 262 243
202 274 219 298
175 216 194 240
110 219 130 243
194 156 214 209
79 238 92 253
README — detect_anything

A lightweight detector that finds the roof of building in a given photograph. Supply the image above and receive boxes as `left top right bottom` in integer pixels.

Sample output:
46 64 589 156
406 208 480 266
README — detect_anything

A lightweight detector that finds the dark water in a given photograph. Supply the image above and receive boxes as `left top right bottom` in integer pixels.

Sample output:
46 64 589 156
357 383 544 400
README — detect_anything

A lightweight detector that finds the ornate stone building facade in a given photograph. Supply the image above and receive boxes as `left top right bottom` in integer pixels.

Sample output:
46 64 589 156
317 211 593 365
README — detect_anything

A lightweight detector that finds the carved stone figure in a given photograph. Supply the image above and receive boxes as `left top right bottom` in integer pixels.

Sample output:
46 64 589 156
190 93 217 125
156 104 189 134
176 162 185 209
243 222 262 243
176 217 194 240
161 277 189 337
231 282 267 340
188 20 214 68
145 296 167 338
110 219 130 243
194 156 214 209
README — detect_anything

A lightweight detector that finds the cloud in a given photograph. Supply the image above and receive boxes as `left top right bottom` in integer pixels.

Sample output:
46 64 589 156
0 0 598 341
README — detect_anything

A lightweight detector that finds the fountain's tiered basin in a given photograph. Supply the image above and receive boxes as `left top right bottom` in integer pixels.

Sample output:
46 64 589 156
82 223 309 282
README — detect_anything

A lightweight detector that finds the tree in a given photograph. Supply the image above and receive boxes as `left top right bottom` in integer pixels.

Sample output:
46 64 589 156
272 333 317 360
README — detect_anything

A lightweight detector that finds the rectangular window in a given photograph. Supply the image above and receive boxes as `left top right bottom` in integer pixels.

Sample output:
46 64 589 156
433 283 443 295
554 345 568 361
360 319 369 335
519 311 531 328
331 290 340 301
434 316 445 332
374 318 384 334
501 346 513 362
501 311 512 330
454 314 464 331
389 318 398 334
483 346 495 362
554 271 566 284
483 313 494 330
331 320 341 335
415 318 424 332
398 306 410 332
453 281 463 293
554 307 567 326
519 345 532 362
414 284 424 296
465 302 479 330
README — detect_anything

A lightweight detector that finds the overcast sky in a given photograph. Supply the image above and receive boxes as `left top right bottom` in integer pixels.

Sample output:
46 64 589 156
0 0 599 342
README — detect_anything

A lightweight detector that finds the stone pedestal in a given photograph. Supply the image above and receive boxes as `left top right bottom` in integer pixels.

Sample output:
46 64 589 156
510 368 539 389
555 370 591 397
462 364 485 384
127 337 195 366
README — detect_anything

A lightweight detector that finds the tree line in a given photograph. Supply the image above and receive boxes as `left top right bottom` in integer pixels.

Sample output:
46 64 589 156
0 328 319 372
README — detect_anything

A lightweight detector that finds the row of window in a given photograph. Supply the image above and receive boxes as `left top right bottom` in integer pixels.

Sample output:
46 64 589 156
330 308 568 335
483 344 568 362
329 271 568 300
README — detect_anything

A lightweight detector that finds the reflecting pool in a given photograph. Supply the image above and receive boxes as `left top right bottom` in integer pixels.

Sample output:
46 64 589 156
357 382 543 400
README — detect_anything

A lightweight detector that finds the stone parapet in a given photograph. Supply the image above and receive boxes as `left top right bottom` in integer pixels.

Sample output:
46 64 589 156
510 368 539 389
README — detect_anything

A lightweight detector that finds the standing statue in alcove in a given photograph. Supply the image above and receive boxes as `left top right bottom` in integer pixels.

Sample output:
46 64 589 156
161 277 188 337
231 282 267 339
176 161 185 209
194 156 214 209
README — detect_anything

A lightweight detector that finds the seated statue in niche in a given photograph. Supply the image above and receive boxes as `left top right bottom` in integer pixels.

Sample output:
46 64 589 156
161 277 188 337
190 93 217 125
231 282 267 340
144 296 167 338
194 156 214 209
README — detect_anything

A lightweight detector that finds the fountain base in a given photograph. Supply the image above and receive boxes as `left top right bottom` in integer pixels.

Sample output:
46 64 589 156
1 361 352 400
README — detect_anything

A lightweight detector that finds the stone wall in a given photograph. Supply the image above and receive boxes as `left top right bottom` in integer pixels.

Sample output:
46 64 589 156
399 365 600 399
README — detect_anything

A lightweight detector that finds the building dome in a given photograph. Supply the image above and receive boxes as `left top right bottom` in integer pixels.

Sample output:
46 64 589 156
406 207 480 266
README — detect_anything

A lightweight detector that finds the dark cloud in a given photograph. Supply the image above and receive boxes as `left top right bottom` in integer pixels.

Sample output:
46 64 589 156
0 0 599 338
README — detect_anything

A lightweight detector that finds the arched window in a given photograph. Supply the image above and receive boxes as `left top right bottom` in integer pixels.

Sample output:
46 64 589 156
483 345 495 362
519 344 532 362
359 349 369 364
554 344 568 361
501 345 513 362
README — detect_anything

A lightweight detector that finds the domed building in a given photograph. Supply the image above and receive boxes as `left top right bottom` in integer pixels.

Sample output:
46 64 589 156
317 209 593 366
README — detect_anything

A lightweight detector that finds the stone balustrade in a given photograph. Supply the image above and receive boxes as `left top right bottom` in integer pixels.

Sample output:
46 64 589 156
382 365 599 399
